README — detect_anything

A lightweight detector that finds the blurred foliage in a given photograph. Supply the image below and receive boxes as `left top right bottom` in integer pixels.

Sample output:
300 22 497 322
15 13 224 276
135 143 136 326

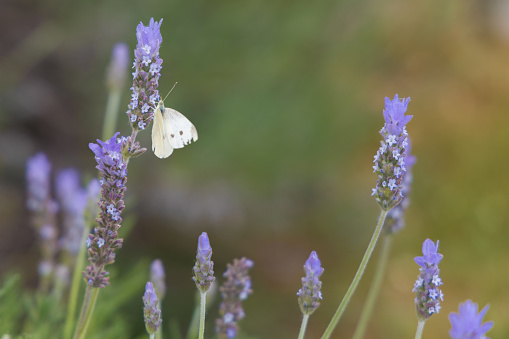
1 0 509 338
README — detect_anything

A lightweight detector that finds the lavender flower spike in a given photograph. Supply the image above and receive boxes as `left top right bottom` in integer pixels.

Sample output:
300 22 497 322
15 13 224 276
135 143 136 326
449 300 493 339
143 282 162 335
126 18 163 132
84 132 127 288
297 251 324 315
372 94 413 211
412 239 444 320
216 258 254 339
193 232 215 293
150 259 166 300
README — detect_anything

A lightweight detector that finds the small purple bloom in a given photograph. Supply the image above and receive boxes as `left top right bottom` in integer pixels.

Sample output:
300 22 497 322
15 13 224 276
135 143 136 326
383 94 413 136
150 259 166 300
143 282 162 335
413 239 444 320
107 42 129 91
216 258 254 339
449 300 493 339
297 251 324 315
372 95 413 211
193 232 215 293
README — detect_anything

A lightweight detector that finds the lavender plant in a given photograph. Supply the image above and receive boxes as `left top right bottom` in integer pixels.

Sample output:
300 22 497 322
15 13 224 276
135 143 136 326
322 94 413 339
216 258 254 339
297 251 324 339
449 300 493 339
413 239 444 339
143 282 162 338
352 138 416 339
192 232 215 339
73 17 163 338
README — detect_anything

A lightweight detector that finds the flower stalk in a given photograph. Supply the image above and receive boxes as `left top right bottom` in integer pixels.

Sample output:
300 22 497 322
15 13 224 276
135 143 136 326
321 209 387 339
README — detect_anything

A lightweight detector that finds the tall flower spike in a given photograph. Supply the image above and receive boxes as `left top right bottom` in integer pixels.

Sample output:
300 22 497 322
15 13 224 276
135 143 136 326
84 132 127 288
297 251 324 315
126 18 163 132
193 232 215 293
150 259 166 300
449 300 493 339
143 282 162 335
412 239 444 320
372 94 413 211
386 137 416 233
216 258 254 339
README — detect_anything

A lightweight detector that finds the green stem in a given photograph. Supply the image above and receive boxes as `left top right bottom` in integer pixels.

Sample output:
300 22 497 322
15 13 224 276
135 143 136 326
321 209 388 339
298 314 310 339
351 234 393 339
102 90 122 140
63 225 92 339
198 292 207 339
150 334 155 339
414 320 426 339
73 285 100 339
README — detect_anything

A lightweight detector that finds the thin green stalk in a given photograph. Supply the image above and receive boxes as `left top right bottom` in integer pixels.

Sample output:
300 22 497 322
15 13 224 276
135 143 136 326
150 334 155 339
321 209 388 339
298 314 310 339
414 320 426 339
63 225 92 339
73 285 100 339
352 234 393 339
102 90 122 140
198 291 207 339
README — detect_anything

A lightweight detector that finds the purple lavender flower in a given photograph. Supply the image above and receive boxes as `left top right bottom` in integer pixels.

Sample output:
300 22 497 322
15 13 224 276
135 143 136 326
83 133 127 288
297 251 324 315
412 239 444 320
386 137 416 233
107 42 129 92
143 282 162 335
193 232 215 293
150 259 166 300
372 94 413 211
26 152 52 212
449 300 493 339
126 18 163 132
216 258 254 339
56 169 88 256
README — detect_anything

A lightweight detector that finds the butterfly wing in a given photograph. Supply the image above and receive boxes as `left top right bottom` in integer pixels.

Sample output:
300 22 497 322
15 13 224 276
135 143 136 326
151 107 174 158
163 108 198 149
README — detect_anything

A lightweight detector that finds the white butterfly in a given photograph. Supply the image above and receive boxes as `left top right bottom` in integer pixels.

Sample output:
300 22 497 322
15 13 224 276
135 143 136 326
151 99 198 158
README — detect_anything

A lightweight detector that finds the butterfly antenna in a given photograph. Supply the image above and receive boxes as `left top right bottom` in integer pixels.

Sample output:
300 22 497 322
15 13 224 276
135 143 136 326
163 82 178 102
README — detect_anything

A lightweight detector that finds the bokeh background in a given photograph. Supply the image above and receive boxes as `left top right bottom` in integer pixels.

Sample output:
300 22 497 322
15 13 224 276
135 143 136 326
1 0 509 337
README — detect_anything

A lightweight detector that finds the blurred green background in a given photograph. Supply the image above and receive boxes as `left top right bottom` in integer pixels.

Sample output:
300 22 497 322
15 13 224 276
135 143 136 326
1 0 509 337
